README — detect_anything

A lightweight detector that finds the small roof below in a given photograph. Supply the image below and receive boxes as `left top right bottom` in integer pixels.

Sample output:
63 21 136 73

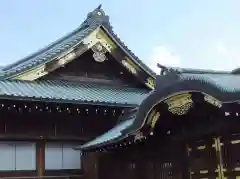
78 118 135 150
78 71 240 151
0 79 148 106
75 108 137 150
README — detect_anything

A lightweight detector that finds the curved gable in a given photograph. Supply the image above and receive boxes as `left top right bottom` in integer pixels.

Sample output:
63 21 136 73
1 5 156 90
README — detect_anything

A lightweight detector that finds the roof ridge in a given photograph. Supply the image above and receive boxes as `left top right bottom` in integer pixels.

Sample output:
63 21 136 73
3 24 88 72
157 63 230 75
86 6 157 77
101 26 156 77
2 5 109 72
2 5 156 80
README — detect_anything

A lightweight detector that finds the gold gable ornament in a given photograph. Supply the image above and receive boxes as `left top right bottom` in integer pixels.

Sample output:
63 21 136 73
204 94 222 108
164 93 193 115
145 77 155 89
151 112 160 128
146 109 160 129
121 59 137 75
134 131 145 141
92 43 107 63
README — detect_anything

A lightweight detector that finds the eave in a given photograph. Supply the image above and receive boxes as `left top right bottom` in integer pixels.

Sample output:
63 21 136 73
0 79 149 107
2 25 99 80
75 108 138 151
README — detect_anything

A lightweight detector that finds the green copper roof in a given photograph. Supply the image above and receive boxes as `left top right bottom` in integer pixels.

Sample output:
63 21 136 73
79 118 134 149
1 5 156 79
180 73 240 92
0 80 148 106
76 108 138 150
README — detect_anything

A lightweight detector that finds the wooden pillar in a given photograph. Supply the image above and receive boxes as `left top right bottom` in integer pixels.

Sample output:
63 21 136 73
178 142 190 179
36 140 45 177
82 152 100 179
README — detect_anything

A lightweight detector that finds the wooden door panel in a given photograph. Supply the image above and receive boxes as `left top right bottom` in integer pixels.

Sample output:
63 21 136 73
222 134 240 179
187 138 218 179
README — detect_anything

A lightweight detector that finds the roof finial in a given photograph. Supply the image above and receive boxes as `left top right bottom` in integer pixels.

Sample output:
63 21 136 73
84 4 111 29
97 4 102 9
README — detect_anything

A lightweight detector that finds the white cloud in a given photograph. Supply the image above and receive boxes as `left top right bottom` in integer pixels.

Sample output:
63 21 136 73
214 41 240 70
215 41 228 55
147 42 240 73
147 46 181 73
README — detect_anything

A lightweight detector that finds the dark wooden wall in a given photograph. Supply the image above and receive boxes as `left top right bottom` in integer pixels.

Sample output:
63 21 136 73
41 50 145 88
0 114 106 141
95 140 187 179
0 100 123 178
0 102 122 141
92 129 240 179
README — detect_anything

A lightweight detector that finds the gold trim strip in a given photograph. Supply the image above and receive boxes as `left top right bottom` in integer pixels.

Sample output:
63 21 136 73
231 140 240 144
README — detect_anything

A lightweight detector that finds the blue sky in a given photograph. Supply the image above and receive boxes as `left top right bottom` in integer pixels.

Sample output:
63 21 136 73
0 0 239 72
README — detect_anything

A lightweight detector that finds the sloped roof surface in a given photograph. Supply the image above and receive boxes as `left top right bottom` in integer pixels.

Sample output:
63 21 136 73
1 5 156 79
79 118 135 149
2 24 96 77
179 73 240 92
76 108 137 150
0 79 148 106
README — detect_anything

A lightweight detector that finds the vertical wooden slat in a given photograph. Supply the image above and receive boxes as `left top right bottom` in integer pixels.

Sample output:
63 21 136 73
214 137 225 179
36 140 45 177
186 143 192 179
223 134 234 179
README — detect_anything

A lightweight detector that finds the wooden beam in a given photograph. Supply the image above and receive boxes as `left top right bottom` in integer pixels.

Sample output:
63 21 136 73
214 137 225 179
0 134 87 142
36 140 45 177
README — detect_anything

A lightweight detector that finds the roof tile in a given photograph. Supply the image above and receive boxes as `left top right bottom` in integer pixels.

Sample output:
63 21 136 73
180 74 240 92
79 118 134 149
0 80 148 106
